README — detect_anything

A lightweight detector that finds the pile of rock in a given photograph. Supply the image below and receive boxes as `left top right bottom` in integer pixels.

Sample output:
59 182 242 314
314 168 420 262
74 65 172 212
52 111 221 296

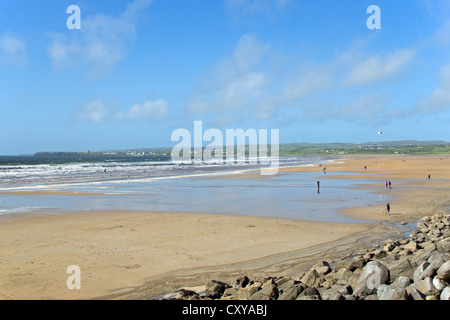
165 212 450 300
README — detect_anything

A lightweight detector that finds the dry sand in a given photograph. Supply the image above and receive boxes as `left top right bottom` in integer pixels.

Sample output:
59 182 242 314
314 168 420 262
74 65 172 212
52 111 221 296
0 155 448 300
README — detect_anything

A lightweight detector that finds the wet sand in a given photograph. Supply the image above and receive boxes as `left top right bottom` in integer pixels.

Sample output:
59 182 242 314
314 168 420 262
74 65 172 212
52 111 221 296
0 154 448 300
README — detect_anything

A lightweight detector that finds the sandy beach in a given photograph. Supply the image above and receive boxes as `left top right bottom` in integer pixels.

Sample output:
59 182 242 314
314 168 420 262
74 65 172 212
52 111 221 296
0 155 449 300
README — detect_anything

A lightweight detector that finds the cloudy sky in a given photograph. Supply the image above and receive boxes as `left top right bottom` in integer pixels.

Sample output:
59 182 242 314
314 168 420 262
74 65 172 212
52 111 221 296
0 0 449 154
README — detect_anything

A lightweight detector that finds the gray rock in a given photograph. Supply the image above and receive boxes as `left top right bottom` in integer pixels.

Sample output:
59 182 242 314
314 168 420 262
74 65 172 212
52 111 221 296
237 282 262 299
310 260 331 274
385 258 415 280
334 268 354 283
234 276 250 288
260 280 278 300
205 280 230 298
440 286 450 300
392 276 412 289
354 261 390 296
249 291 271 300
414 261 432 283
300 270 319 287
432 278 446 292
415 277 439 296
297 286 321 300
377 284 408 300
220 288 239 300
437 261 450 282
322 284 351 300
278 284 304 300
335 256 366 272
404 241 419 253
406 284 425 300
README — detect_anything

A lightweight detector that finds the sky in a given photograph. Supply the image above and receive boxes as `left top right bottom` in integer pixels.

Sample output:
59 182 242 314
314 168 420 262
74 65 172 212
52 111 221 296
0 0 449 155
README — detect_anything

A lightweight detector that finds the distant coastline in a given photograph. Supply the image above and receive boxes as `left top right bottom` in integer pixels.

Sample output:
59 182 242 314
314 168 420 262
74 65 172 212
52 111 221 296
30 140 450 158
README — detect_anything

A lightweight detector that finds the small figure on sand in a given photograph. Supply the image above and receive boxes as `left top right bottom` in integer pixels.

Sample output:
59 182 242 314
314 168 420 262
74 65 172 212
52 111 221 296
385 181 388 190
317 181 320 194
428 174 431 181
386 202 390 215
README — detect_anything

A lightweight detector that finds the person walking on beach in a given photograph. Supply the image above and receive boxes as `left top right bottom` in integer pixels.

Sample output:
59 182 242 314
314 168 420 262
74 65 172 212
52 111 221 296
385 181 388 190
388 181 392 190
428 174 431 181
386 202 390 215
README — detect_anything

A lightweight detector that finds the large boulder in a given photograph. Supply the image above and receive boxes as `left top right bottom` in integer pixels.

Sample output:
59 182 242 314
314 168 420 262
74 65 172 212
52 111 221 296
354 261 390 296
377 284 408 300
384 258 416 280
205 280 230 299
441 287 450 300
414 277 439 296
437 261 450 282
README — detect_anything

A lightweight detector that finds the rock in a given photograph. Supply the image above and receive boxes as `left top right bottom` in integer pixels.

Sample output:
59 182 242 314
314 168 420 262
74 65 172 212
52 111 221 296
425 295 440 300
406 284 425 300
277 279 295 293
234 276 250 288
415 277 439 296
437 261 450 282
377 284 408 300
436 238 450 253
384 258 415 280
354 261 390 296
335 256 366 272
278 284 304 300
334 268 354 283
176 289 199 300
440 287 450 300
404 241 419 253
321 290 345 300
249 291 271 300
297 286 321 300
205 280 230 298
392 276 412 289
310 261 331 273
296 294 321 300
300 270 319 287
411 244 437 264
260 280 278 300
414 261 432 283
321 284 351 300
432 278 446 292
237 282 262 300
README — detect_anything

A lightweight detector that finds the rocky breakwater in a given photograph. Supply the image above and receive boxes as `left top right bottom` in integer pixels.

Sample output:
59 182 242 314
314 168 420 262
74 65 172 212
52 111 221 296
165 213 450 300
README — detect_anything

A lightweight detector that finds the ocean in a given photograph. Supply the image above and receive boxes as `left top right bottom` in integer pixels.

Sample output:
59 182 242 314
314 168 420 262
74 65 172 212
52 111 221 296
0 154 390 222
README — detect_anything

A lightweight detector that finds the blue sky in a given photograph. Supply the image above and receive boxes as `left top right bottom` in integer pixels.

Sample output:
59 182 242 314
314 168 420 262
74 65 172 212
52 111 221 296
0 0 449 154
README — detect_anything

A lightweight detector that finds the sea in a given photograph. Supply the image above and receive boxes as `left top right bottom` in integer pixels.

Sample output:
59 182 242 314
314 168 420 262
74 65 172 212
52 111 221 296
0 154 391 223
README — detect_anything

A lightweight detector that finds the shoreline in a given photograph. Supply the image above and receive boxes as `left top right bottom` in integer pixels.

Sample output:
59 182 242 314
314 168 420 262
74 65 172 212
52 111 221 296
0 154 448 299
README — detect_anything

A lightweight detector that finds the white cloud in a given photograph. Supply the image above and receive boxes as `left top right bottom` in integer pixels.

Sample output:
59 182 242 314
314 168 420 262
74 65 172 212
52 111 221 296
344 49 415 86
0 32 27 67
186 34 272 120
415 64 450 114
283 66 333 100
75 101 111 122
47 0 152 77
114 99 169 120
